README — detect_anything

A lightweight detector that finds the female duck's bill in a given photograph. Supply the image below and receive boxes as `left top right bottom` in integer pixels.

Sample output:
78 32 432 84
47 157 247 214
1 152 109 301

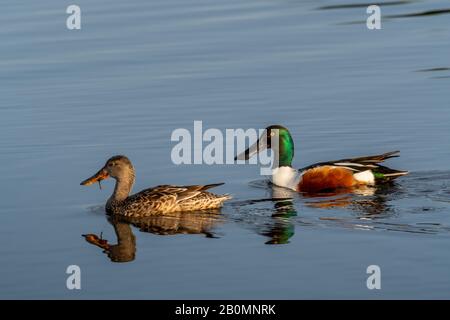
80 167 109 186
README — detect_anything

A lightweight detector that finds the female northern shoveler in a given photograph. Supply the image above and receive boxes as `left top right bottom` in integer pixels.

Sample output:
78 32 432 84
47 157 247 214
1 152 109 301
80 155 231 217
235 125 408 193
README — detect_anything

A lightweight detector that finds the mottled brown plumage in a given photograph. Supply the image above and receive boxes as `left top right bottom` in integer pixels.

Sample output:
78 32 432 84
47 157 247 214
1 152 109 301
109 184 231 217
81 155 231 217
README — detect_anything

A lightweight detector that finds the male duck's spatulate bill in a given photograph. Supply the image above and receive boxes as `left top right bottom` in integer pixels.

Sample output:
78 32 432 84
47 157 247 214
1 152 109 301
235 125 408 193
81 155 231 217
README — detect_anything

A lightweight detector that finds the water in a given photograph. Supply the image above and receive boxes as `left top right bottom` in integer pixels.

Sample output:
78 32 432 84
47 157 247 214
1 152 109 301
1 0 450 299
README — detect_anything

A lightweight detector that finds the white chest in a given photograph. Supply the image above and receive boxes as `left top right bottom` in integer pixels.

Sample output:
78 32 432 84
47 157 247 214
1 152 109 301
271 166 301 191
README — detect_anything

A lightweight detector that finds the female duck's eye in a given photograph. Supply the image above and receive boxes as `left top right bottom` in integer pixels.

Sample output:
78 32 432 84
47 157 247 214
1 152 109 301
108 163 113 167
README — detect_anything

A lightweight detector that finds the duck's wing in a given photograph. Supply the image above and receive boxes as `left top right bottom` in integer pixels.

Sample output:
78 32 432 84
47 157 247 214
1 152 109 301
299 151 408 181
127 183 226 206
148 183 225 202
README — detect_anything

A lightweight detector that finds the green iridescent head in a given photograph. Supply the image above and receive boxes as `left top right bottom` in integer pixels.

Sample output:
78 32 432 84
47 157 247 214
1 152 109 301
266 125 294 167
234 124 295 168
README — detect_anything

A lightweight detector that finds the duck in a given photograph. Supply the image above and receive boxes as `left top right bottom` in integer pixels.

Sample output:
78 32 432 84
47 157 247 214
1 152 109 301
80 155 231 217
83 212 221 262
235 125 408 193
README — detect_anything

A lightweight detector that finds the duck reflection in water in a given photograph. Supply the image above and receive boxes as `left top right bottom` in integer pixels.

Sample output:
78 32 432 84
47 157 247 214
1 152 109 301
301 182 399 218
83 184 401 260
262 186 297 245
232 184 298 245
83 210 222 263
239 180 401 244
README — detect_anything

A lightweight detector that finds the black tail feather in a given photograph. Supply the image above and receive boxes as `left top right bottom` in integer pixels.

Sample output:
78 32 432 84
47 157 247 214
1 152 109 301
335 150 401 164
202 183 225 190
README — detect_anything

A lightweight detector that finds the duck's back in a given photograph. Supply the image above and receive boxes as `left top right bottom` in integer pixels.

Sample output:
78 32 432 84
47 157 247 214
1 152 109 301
117 184 231 217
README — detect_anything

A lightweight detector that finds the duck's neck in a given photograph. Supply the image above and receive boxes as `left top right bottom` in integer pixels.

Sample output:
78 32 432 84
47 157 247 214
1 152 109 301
111 174 135 202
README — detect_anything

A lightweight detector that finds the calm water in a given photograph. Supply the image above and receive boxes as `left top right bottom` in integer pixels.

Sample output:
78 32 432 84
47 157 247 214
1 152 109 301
1 0 450 299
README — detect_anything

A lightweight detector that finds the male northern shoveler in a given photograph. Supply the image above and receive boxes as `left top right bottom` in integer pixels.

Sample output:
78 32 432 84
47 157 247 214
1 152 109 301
80 155 231 217
235 125 408 193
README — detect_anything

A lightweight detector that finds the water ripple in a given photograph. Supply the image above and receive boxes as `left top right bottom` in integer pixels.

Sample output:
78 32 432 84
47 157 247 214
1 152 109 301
227 172 450 242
